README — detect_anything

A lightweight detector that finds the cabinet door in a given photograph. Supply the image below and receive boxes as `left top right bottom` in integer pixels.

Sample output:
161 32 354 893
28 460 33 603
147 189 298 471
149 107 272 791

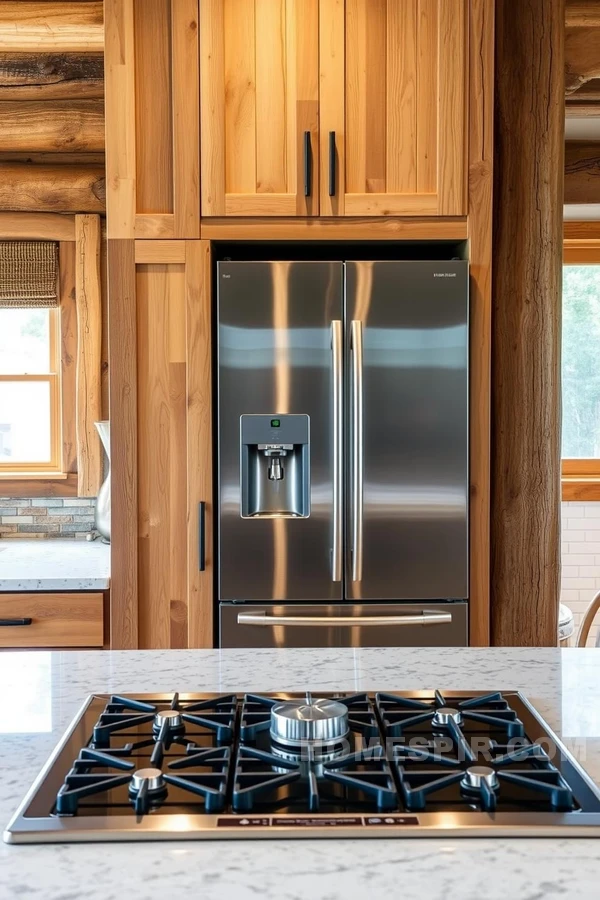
104 0 200 238
200 0 319 216
108 240 213 648
320 0 467 217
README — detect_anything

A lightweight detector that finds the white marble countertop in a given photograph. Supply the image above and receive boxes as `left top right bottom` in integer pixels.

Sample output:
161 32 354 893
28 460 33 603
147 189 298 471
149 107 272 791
1 647 599 899
0 539 110 591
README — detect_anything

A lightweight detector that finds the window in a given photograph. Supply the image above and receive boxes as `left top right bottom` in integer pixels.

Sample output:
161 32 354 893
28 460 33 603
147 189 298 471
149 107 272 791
0 307 62 473
562 231 600 498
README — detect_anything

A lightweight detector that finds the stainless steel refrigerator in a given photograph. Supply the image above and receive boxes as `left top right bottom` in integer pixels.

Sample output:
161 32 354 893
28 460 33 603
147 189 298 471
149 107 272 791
217 260 469 647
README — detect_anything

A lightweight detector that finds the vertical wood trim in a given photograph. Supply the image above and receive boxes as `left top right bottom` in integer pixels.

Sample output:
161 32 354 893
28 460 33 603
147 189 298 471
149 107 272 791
108 239 138 649
59 241 77 476
467 0 494 646
387 0 417 193
491 0 564 647
104 0 136 238
438 0 467 214
319 0 345 215
75 214 103 497
171 0 200 237
293 0 320 216
200 0 226 215
186 240 213 648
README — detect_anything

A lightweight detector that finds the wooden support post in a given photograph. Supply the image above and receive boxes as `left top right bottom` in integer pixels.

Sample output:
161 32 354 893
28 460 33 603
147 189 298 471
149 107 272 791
491 0 565 646
75 214 102 497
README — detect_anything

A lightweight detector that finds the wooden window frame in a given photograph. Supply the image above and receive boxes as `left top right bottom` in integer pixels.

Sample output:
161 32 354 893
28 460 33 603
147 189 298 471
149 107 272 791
0 213 103 498
563 223 600 500
0 306 63 475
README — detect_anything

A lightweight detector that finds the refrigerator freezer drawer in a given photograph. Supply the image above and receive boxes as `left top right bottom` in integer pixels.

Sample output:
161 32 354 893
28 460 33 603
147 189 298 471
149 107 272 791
220 602 468 648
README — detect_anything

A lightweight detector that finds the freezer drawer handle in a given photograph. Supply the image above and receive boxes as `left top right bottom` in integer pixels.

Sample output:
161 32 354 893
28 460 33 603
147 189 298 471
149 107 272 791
236 613 453 627
0 618 32 627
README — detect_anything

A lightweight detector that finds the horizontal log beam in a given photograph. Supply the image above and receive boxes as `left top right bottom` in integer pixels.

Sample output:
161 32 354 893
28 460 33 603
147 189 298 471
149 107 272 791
566 1 600 26
565 141 600 203
0 3 103 52
0 53 103 100
0 163 105 213
565 27 600 93
0 151 105 165
0 100 104 152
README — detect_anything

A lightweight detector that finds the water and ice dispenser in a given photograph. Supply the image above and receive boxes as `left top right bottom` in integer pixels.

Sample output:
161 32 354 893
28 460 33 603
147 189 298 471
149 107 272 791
240 415 310 518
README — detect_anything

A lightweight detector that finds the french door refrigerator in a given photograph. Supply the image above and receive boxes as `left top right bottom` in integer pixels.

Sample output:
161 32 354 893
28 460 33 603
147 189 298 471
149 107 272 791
217 260 469 647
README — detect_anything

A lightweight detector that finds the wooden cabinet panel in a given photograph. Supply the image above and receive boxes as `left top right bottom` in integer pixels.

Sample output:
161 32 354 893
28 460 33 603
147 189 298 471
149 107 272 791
320 0 467 216
104 0 199 238
0 593 103 648
108 239 213 648
200 0 319 217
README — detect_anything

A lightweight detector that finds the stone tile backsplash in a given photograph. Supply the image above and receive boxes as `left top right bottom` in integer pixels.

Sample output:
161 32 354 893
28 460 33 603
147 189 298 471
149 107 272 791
0 498 96 539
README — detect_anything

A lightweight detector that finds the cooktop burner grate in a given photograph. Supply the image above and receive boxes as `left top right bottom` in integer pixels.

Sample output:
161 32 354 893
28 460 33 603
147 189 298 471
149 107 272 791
5 690 600 842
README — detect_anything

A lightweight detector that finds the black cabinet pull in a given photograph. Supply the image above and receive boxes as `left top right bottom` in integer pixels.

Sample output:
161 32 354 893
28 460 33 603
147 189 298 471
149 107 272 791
198 501 206 572
303 131 312 197
328 131 336 196
0 618 32 627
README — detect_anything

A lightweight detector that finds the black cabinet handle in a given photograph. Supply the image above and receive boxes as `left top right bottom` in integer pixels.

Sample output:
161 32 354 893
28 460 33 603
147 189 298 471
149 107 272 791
328 131 336 196
198 501 206 572
303 131 312 197
0 618 32 626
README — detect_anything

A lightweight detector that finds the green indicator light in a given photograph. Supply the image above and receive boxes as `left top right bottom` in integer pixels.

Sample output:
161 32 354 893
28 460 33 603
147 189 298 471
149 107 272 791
271 419 281 427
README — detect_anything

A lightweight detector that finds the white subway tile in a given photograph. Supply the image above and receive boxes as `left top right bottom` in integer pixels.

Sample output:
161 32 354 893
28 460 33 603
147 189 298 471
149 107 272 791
563 518 589 530
562 531 586 542
560 589 580 603
568 542 600 555
577 566 600 578
562 566 580 578
565 555 596 566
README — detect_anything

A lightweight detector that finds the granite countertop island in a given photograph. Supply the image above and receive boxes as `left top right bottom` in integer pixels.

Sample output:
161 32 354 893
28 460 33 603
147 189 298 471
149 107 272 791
0 539 110 591
1 647 599 899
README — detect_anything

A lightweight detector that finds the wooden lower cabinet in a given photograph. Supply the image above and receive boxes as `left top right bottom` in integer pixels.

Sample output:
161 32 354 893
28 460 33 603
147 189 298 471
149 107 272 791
0 593 104 649
108 239 213 649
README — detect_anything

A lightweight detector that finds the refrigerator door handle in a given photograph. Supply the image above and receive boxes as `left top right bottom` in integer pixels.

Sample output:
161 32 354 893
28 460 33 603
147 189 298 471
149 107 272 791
237 612 453 627
351 320 364 582
331 320 343 582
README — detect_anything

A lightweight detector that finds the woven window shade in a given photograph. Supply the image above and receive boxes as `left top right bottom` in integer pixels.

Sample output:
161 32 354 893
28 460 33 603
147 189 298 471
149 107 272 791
0 240 59 308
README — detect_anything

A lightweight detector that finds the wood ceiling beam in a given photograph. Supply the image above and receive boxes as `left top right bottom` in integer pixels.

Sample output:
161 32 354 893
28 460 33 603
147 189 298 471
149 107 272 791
565 141 600 202
566 27 600 93
566 1 600 26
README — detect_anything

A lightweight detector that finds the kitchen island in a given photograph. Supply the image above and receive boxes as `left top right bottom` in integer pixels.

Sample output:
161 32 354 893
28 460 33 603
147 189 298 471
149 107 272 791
0 647 599 899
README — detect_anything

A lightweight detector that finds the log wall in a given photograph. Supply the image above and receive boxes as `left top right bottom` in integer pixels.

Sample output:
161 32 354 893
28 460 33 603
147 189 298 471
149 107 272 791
0 2 105 214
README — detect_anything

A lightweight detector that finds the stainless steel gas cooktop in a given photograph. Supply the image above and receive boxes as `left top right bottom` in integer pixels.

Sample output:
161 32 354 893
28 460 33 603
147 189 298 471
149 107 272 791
5 690 600 842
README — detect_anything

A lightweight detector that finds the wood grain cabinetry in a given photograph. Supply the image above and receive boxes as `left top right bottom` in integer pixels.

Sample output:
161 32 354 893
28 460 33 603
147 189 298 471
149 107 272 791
200 0 319 217
199 0 467 218
108 239 213 648
104 0 200 238
0 593 104 648
320 0 467 216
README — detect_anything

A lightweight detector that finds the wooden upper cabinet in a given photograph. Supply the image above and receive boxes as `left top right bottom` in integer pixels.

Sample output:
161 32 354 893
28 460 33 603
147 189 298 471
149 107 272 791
104 0 200 238
320 0 467 217
200 0 320 217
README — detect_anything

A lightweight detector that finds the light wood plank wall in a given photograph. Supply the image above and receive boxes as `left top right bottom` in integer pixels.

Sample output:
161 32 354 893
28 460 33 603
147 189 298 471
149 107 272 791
108 240 213 649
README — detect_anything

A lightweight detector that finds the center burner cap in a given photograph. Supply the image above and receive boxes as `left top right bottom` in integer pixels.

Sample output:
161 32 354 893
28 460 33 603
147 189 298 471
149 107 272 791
130 768 165 793
154 709 183 731
270 698 349 747
432 707 464 728
461 765 499 792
